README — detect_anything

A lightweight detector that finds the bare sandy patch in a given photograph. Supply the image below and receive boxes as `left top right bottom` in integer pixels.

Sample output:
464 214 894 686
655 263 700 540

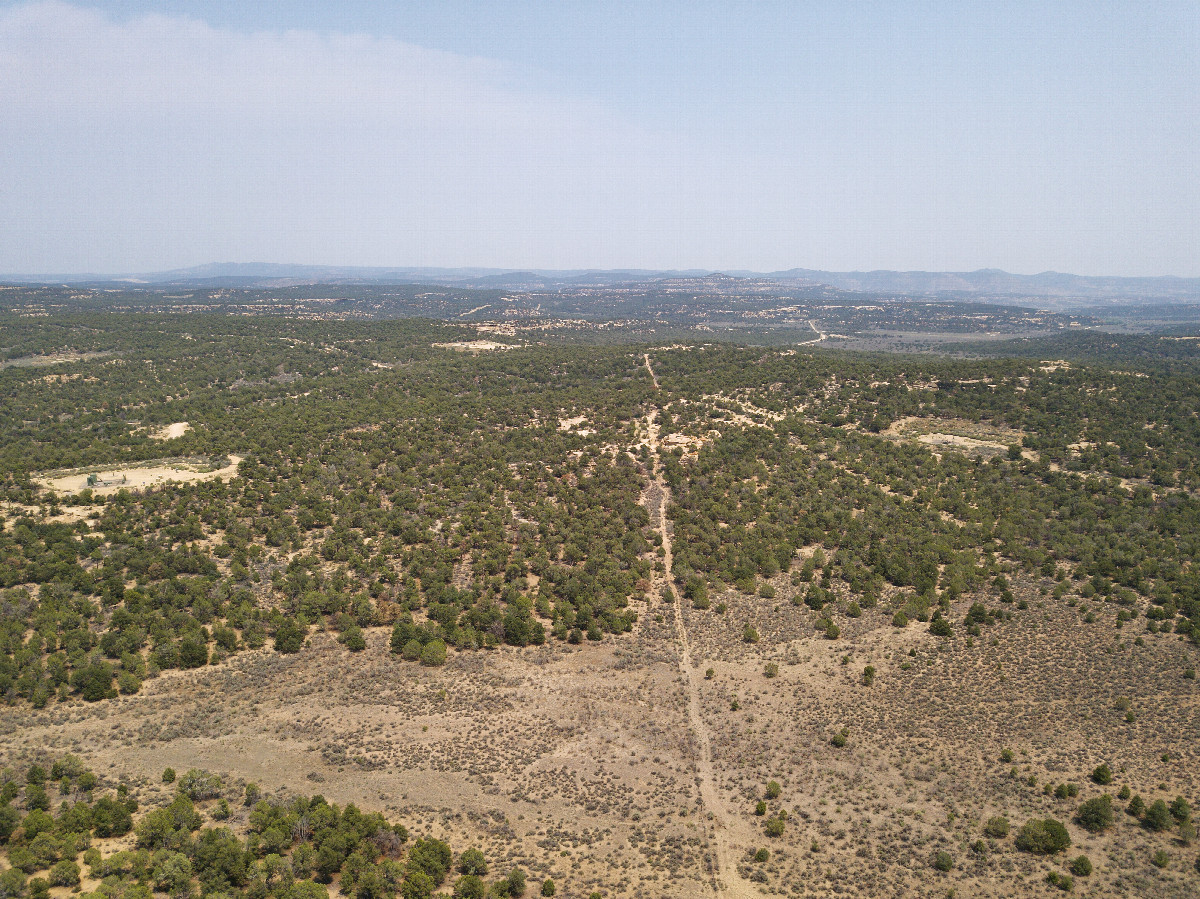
150 421 191 440
885 416 1024 459
0 350 113 369
557 415 595 436
35 455 243 496
433 340 519 353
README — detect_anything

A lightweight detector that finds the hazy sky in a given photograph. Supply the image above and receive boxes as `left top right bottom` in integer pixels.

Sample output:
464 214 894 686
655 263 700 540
1 1 1197 275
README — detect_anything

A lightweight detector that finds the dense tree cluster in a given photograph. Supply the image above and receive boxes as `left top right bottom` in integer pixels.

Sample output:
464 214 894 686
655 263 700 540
0 755 513 899
2 317 1198 709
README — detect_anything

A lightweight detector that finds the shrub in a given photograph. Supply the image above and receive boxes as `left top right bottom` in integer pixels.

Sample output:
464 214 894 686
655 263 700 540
1170 796 1191 824
1015 818 1071 854
1090 763 1113 786
862 665 875 686
339 626 366 652
117 671 142 695
984 816 1010 838
457 849 487 876
929 616 953 637
177 768 222 801
1145 799 1173 832
91 796 133 837
179 636 209 668
753 848 769 863
71 661 114 702
1151 849 1169 869
763 663 779 678
754 801 766 816
933 850 954 872
1045 871 1073 892
419 639 447 667
684 577 708 608
408 837 453 884
765 781 781 800
0 870 26 899
0 805 20 843
742 625 759 644
162 768 176 784
540 879 555 897
47 861 79 888
830 729 848 748
1069 855 1092 877
1127 794 1146 817
1074 795 1114 832
764 817 785 838
506 868 526 896
23 785 49 811
273 618 306 654
453 875 486 899
892 611 908 628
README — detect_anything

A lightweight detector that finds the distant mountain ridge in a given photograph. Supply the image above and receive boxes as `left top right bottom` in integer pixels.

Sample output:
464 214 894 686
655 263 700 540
5 263 1199 300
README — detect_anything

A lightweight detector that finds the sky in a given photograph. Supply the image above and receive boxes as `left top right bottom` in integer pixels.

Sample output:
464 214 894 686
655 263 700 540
0 1 1197 275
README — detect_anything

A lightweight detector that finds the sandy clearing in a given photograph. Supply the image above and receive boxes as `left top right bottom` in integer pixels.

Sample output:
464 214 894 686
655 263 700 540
433 340 519 353
36 455 244 496
150 421 191 440
0 350 113 369
916 432 1008 454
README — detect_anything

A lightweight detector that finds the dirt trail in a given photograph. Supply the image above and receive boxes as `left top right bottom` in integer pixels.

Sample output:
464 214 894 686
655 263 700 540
795 319 826 346
643 352 660 390
643 355 756 899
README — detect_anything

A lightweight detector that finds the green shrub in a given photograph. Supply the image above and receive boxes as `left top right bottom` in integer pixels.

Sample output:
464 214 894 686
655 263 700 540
1074 795 1114 832
47 861 79 888
1015 818 1071 854
929 616 953 637
453 875 486 899
1145 799 1173 832
273 618 306 654
1069 855 1092 877
457 849 487 876
177 768 221 801
983 816 1009 838
1090 763 1112 785
933 850 954 872
742 625 759 644
1170 796 1191 824
1045 871 1073 892
753 848 769 863
419 639 448 667
765 781 781 800
541 879 555 897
